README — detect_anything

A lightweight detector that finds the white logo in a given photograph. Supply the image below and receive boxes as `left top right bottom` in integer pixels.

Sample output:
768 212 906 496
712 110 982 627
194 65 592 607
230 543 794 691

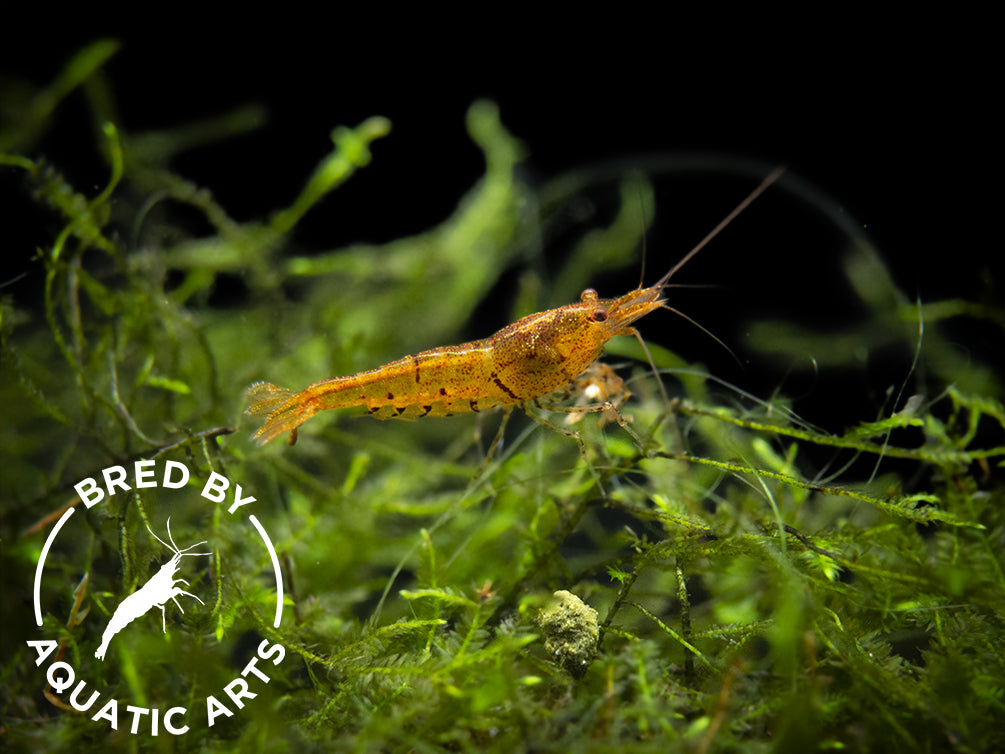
27 460 287 737
95 518 212 661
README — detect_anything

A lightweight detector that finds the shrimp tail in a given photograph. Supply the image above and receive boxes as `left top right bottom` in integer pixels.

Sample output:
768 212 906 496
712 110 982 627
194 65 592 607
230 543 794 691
94 597 140 659
244 381 317 445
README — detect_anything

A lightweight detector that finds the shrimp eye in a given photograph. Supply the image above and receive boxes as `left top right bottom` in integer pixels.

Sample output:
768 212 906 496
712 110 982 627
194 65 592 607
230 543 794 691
590 308 609 323
580 288 599 303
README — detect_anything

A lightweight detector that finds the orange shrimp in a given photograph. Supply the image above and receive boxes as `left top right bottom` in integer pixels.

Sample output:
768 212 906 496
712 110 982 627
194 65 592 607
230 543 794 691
245 167 784 446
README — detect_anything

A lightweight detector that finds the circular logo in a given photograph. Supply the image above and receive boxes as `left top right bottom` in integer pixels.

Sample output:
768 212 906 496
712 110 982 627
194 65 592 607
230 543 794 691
27 460 286 737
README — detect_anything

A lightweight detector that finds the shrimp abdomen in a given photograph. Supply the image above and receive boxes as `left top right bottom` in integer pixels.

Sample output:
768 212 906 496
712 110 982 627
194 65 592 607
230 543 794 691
246 343 509 444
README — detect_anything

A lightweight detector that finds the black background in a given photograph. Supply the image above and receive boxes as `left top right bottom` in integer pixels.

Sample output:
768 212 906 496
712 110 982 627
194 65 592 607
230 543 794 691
2 14 1001 432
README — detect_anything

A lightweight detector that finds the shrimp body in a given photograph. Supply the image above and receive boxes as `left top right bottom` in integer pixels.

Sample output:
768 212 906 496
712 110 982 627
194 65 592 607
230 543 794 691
245 167 784 446
245 285 661 446
94 519 210 661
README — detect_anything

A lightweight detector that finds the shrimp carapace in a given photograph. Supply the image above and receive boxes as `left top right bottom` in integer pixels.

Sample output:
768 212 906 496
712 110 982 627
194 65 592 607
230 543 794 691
244 167 784 446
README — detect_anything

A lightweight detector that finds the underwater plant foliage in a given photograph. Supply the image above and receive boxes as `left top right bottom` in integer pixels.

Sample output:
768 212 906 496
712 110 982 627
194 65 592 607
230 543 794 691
1 42 1004 753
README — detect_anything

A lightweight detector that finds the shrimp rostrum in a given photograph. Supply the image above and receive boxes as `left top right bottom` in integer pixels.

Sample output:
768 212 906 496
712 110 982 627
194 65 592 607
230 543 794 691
245 168 783 447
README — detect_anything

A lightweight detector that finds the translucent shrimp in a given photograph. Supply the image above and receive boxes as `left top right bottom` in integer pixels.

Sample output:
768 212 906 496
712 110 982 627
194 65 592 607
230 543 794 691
245 167 784 446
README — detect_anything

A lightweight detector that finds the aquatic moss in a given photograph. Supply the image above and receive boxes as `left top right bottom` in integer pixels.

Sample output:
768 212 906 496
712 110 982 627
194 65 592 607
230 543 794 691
0 41 1003 753
537 590 600 678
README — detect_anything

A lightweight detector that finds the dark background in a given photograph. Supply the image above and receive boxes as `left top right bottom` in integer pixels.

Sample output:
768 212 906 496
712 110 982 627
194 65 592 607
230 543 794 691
2 15 1001 431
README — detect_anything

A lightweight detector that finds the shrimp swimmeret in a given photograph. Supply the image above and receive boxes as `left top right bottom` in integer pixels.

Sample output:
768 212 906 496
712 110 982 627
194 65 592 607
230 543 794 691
245 167 784 447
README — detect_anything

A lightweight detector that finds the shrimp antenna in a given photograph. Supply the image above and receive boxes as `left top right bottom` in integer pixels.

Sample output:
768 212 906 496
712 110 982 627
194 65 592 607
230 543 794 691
144 516 211 556
166 517 180 553
661 304 742 368
654 165 786 289
636 167 784 411
145 517 176 554
637 188 649 289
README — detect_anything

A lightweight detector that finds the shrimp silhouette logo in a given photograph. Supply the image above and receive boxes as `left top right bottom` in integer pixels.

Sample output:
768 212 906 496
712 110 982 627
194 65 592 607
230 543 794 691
94 519 212 661
26 460 288 737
